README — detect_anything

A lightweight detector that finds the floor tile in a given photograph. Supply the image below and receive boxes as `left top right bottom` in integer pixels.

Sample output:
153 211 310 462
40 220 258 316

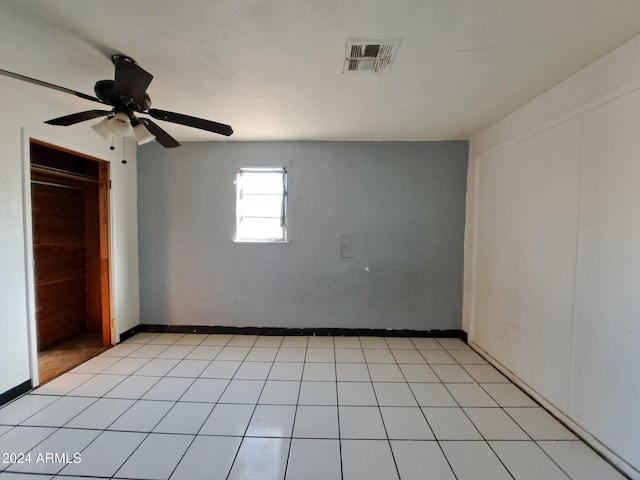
490 440 570 480
373 382 418 406
335 348 366 363
419 349 456 364
399 364 440 382
436 338 470 350
363 349 396 364
359 337 388 348
409 383 457 406
292 405 339 438
422 407 482 440
448 349 488 364
245 347 278 362
199 403 254 436
334 336 361 348
0 395 59 425
445 383 498 407
391 440 456 480
101 357 149 375
67 374 127 397
100 343 143 357
481 383 537 407
32 373 94 396
200 334 233 346
166 359 210 379
464 407 529 440
280 336 308 347
233 361 273 380
153 401 214 434
185 345 222 360
131 358 180 377
259 381 300 405
227 437 290 480
505 408 577 440
174 334 208 346
380 406 434 439
337 382 377 406
6 428 99 475
147 333 185 345
21 397 96 427
0 425 11 436
180 378 229 403
302 363 336 381
170 435 241 480
58 430 146 477
341 439 399 480
0 427 57 470
304 348 335 362
431 364 474 383
339 406 387 439
115 432 193 480
102 375 160 399
70 355 121 374
254 336 284 347
462 364 509 383
538 441 628 480
367 363 404 382
246 405 296 437
307 336 334 348
126 344 169 358
107 400 174 432
385 337 416 350
440 440 512 480
336 363 371 381
298 382 337 405
200 360 241 379
286 439 341 480
214 346 251 361
156 345 196 359
409 338 443 349
226 335 258 347
122 332 160 343
218 380 264 404
65 398 135 430
275 347 307 362
391 349 426 364
268 362 304 381
141 377 194 401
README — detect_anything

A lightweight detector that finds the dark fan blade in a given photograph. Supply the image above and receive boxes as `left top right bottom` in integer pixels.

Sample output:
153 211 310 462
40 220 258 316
138 118 181 148
0 68 104 104
148 108 233 136
113 55 153 106
45 110 112 126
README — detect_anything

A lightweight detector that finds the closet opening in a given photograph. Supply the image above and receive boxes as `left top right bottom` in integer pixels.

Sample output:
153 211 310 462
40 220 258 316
30 140 112 384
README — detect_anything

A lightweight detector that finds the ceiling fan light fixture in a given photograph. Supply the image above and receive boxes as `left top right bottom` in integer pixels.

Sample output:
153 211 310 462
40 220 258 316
91 117 113 142
133 122 155 145
107 112 133 137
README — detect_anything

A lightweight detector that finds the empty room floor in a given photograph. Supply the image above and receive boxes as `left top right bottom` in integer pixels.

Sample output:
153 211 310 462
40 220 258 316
0 333 627 480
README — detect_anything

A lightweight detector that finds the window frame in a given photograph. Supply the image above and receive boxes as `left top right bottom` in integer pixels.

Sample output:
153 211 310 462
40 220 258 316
234 167 289 244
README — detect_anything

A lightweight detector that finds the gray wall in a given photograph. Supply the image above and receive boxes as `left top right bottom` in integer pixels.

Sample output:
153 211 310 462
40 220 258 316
137 141 468 330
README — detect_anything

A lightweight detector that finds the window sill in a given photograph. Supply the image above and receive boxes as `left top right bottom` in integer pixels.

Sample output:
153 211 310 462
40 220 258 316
233 240 290 245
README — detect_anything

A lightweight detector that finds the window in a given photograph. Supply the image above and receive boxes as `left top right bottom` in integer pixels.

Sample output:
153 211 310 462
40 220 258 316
235 167 288 242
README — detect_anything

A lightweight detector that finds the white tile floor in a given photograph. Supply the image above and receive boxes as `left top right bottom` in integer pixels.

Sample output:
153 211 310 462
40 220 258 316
0 333 628 480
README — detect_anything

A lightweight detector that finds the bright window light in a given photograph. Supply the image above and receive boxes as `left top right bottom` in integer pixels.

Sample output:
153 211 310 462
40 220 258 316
235 168 287 242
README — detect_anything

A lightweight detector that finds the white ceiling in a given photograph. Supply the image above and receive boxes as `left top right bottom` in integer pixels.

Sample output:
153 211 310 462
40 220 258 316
1 0 640 142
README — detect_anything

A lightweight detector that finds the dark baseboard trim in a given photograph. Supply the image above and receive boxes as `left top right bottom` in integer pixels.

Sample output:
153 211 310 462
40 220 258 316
128 324 467 342
0 380 33 407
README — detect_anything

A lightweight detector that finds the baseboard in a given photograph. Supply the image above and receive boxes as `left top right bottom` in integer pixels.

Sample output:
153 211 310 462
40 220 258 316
121 324 467 342
0 380 33 407
469 341 638 480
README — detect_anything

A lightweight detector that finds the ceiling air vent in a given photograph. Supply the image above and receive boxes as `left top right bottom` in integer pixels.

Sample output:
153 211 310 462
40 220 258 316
344 39 400 73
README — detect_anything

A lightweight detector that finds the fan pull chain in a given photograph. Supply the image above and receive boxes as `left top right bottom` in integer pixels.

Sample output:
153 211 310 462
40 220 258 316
121 137 127 164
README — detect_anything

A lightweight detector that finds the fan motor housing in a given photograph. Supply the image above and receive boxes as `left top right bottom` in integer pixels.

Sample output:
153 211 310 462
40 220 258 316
94 79 151 112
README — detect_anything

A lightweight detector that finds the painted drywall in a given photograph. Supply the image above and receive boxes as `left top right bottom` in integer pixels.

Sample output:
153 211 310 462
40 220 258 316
465 34 640 478
138 141 468 331
0 79 140 395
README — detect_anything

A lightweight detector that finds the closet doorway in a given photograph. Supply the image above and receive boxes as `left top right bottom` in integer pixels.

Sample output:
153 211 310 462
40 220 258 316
30 140 112 384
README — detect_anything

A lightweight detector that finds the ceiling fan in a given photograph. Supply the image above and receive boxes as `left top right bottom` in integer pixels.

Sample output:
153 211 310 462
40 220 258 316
0 54 233 148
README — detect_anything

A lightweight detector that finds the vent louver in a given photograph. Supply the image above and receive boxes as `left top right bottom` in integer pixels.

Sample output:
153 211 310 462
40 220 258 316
344 40 400 73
